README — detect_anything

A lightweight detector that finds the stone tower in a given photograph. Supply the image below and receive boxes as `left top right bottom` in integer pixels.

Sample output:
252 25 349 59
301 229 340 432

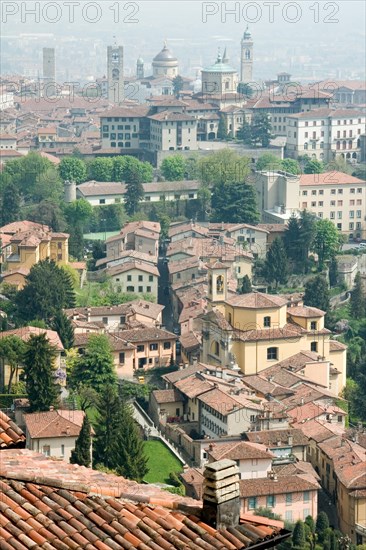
240 26 253 84
43 47 55 97
107 42 124 104
136 56 144 79
64 180 76 203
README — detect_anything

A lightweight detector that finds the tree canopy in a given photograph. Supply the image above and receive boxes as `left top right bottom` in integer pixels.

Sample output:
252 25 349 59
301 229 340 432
303 275 330 312
161 155 186 181
59 157 87 183
69 334 117 392
264 237 289 288
16 260 76 323
311 219 341 270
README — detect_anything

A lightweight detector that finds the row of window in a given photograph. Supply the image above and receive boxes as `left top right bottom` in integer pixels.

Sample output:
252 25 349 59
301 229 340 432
125 285 152 293
201 415 226 436
247 491 310 510
118 342 172 364
302 119 363 126
303 188 363 196
109 142 131 148
123 274 155 282
104 117 135 122
328 211 362 219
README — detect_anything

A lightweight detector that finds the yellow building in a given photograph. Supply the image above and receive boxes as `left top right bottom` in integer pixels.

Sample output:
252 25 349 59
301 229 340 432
1 221 69 288
201 262 347 394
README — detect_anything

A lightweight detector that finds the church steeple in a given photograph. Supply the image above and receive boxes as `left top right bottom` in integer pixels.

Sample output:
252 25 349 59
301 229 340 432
240 26 253 83
207 260 229 306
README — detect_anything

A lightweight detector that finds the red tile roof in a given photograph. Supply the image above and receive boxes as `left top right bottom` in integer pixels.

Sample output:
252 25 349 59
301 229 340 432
239 475 320 497
24 409 88 439
0 449 287 550
0 411 25 448
299 171 365 186
226 292 288 309
0 326 64 351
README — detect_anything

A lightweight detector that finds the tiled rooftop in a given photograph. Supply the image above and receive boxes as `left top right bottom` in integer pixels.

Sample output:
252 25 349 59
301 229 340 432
0 450 287 550
0 411 25 449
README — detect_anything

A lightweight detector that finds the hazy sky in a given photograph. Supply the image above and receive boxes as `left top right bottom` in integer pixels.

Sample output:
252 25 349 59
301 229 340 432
1 1 365 80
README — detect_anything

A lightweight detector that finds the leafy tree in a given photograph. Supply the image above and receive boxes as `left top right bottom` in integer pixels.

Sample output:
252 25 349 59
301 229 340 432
69 334 117 393
70 414 91 467
123 156 153 184
23 333 59 412
161 155 186 181
2 152 54 200
281 158 301 174
251 113 272 147
305 516 315 534
16 260 76 323
217 114 228 140
88 158 114 181
292 520 306 549
51 311 74 349
64 198 93 227
158 213 171 241
316 512 330 543
116 400 149 481
113 156 127 181
304 274 330 312
312 219 341 270
172 75 184 96
0 336 26 393
211 181 259 224
240 275 252 294
329 530 339 550
25 199 67 231
0 182 21 225
198 149 250 186
304 158 324 174
256 153 282 172
93 385 121 469
350 272 365 320
59 157 87 183
264 237 289 288
329 256 339 287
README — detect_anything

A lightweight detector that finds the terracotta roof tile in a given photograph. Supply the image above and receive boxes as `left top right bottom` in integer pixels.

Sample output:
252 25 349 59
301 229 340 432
0 412 25 450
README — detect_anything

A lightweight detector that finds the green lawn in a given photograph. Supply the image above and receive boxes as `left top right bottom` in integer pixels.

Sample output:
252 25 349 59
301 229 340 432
143 440 183 484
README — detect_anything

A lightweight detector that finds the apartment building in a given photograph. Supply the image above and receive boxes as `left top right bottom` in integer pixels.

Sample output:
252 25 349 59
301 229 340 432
299 172 366 240
286 108 365 162
100 106 150 150
148 111 197 151
106 261 159 298
253 170 366 241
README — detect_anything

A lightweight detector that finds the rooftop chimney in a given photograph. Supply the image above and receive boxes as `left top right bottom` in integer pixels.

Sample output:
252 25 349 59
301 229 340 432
201 459 240 530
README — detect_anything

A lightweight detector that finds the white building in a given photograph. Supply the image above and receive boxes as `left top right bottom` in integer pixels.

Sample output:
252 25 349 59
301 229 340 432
148 111 197 151
24 409 92 463
286 108 366 163
0 87 14 111
106 261 159 298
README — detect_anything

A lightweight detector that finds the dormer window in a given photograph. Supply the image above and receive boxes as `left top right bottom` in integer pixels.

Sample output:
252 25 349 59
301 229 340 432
264 316 271 328
310 321 317 330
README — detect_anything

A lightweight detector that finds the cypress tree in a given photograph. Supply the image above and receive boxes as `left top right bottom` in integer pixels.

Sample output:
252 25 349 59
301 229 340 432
240 275 252 294
52 311 74 349
284 214 301 263
70 414 91 467
329 256 339 288
292 520 306 549
350 272 365 319
23 333 59 412
264 237 289 288
304 275 330 312
93 386 121 470
316 512 330 543
116 400 149 482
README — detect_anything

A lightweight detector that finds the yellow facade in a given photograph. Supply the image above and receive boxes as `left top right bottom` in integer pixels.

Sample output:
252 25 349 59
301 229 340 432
7 233 68 272
202 265 347 393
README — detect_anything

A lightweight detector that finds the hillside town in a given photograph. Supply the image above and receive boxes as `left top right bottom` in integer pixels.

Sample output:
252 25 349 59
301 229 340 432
0 10 366 550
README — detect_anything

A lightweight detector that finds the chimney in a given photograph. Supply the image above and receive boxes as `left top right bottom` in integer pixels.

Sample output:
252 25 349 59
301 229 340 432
201 459 240 530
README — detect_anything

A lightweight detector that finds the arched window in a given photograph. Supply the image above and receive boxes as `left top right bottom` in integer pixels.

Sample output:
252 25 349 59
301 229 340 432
304 143 308 150
336 141 340 150
342 141 347 149
211 341 220 356
216 275 224 294
112 68 119 79
245 49 251 60
348 140 353 149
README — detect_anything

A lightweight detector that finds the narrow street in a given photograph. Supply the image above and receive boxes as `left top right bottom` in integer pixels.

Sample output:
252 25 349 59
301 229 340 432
158 255 174 332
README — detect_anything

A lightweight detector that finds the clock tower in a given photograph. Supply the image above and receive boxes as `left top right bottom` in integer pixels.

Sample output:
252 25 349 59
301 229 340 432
107 42 124 104
240 27 253 84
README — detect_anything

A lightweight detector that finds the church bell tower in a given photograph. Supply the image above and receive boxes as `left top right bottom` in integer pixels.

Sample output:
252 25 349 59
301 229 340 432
240 26 253 84
107 39 124 104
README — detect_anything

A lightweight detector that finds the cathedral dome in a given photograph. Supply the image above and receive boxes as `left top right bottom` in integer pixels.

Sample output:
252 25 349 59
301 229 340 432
203 52 236 73
153 43 177 63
